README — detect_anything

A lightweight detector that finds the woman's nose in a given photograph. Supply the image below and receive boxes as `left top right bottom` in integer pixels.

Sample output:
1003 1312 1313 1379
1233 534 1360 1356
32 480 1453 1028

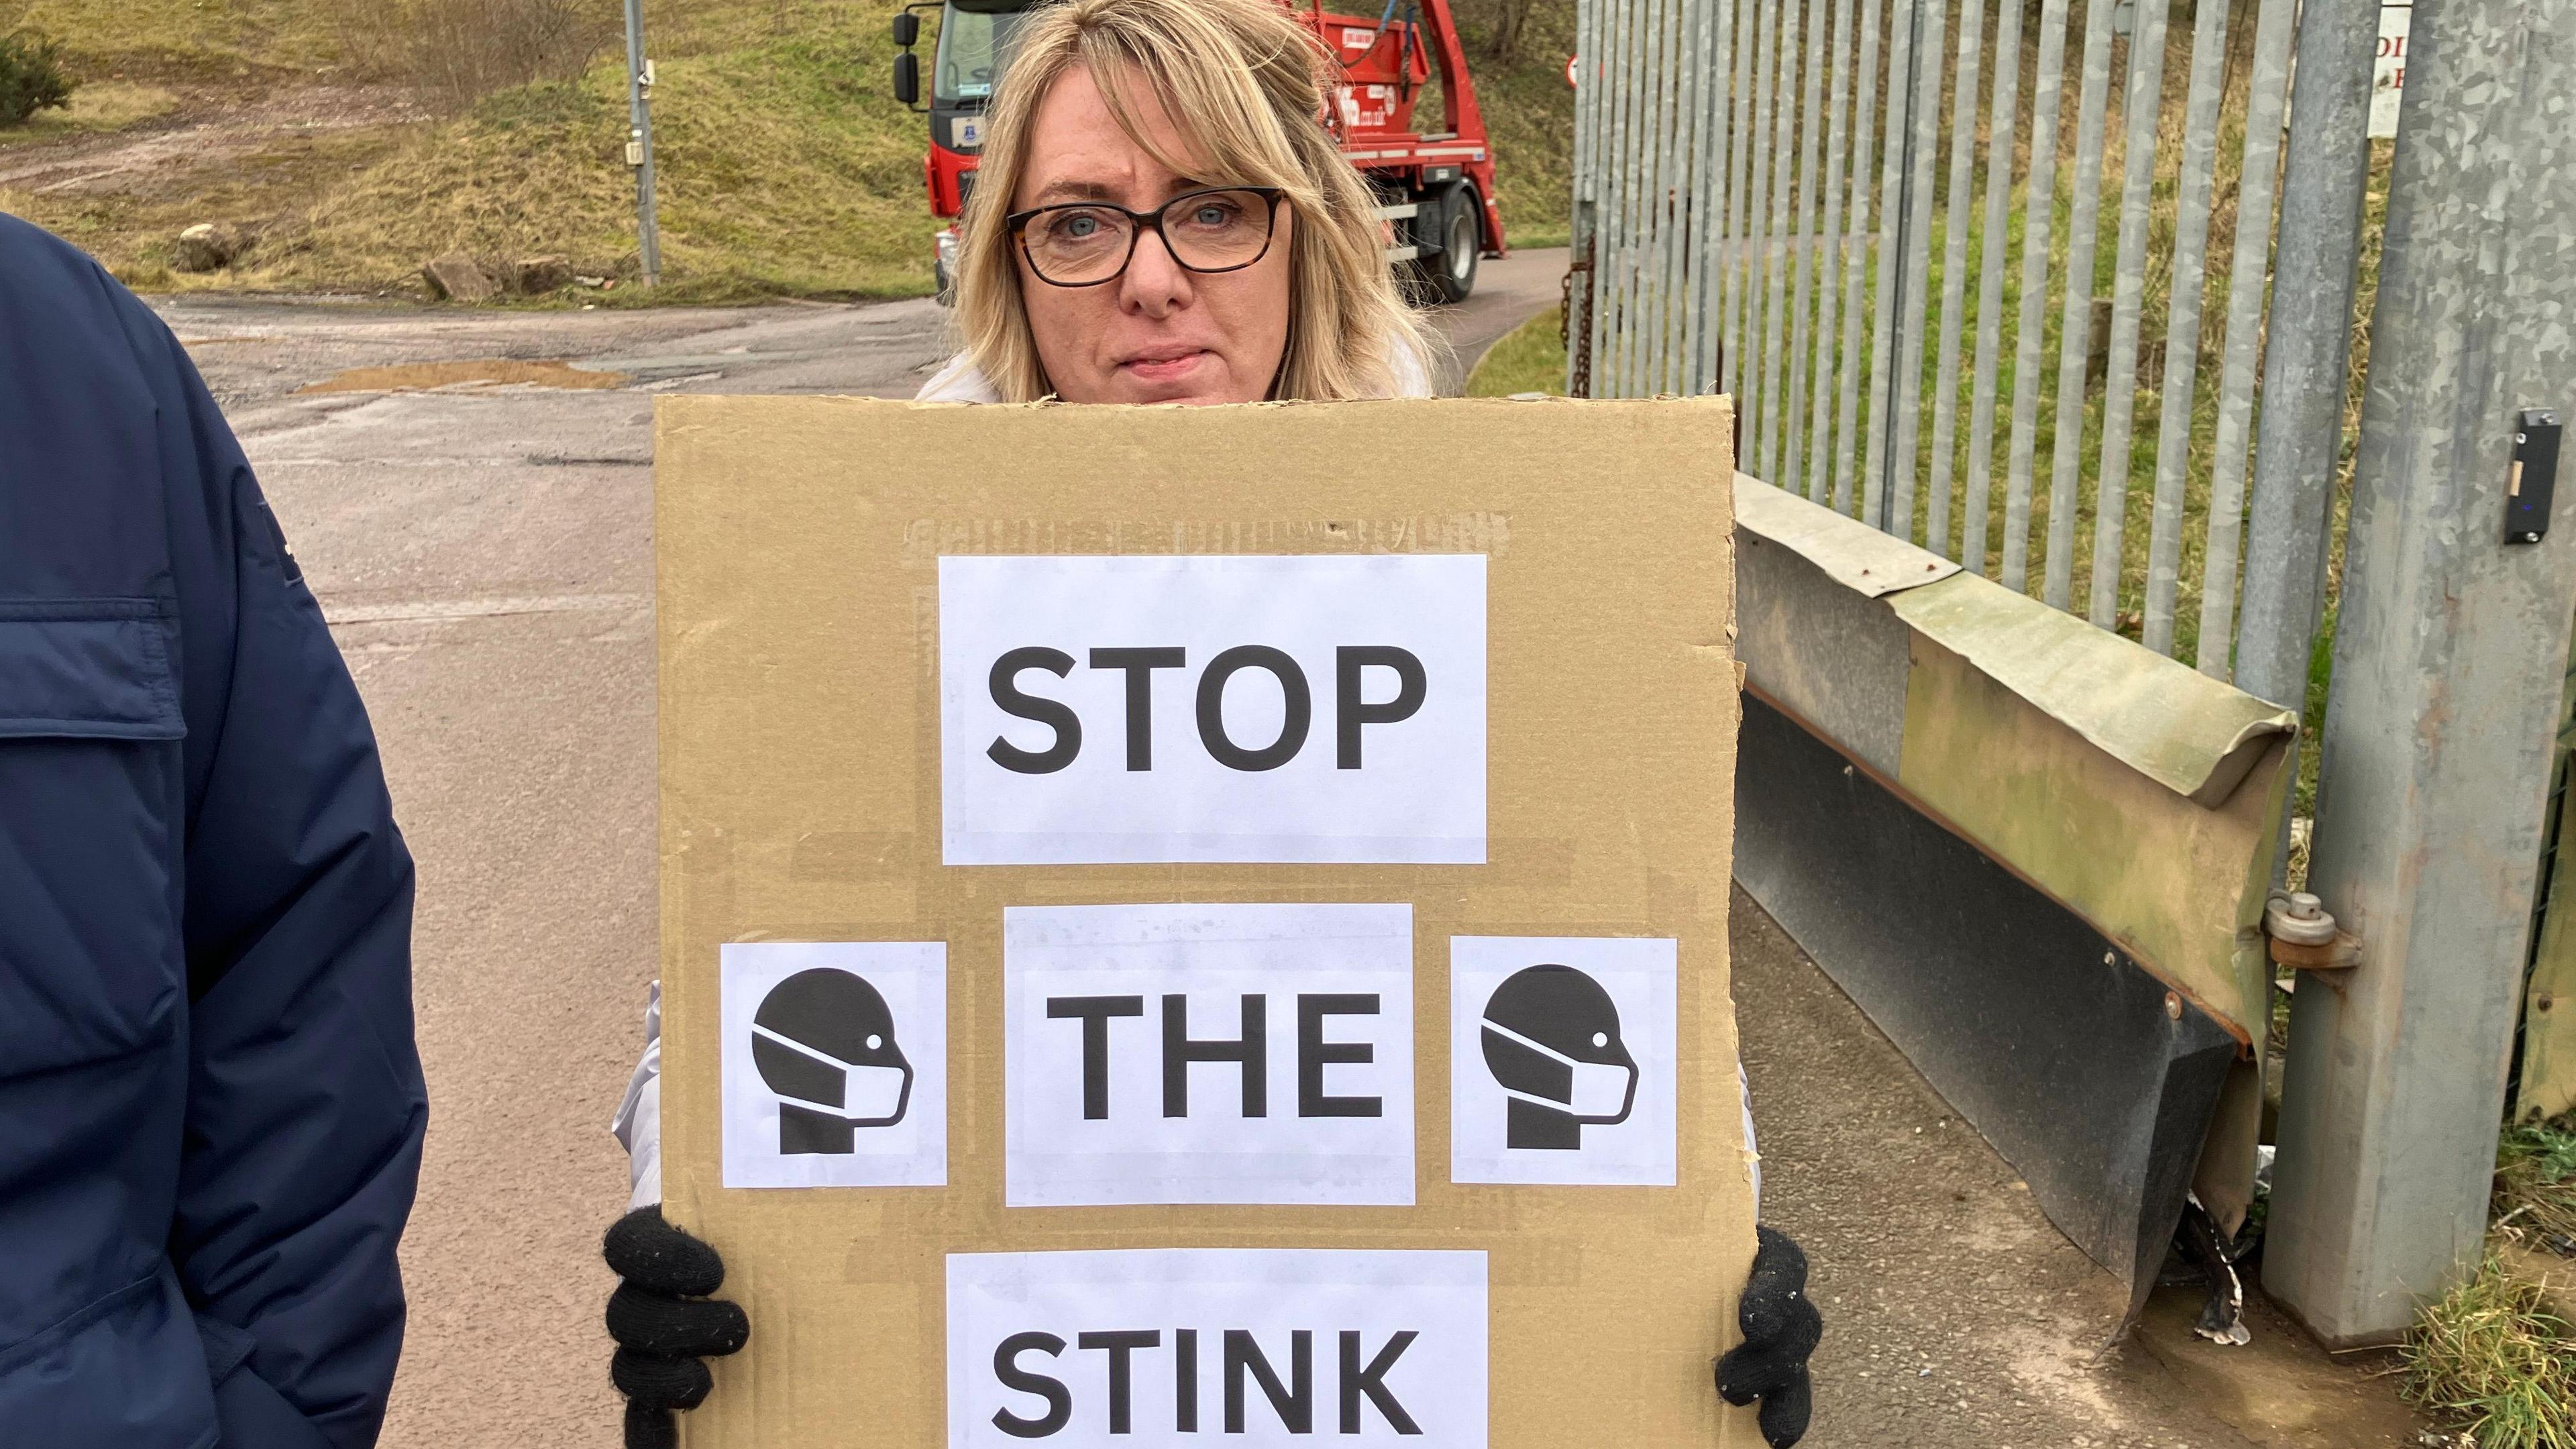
1118 226 1193 317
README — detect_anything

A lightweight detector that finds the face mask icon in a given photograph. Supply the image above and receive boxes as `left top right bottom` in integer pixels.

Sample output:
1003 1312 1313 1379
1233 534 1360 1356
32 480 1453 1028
752 967 914 1155
1480 964 1638 1150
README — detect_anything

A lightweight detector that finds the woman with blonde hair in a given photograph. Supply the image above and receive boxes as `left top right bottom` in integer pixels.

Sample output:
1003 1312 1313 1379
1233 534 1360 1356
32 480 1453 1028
598 1 1820 1442
917 0 1434 404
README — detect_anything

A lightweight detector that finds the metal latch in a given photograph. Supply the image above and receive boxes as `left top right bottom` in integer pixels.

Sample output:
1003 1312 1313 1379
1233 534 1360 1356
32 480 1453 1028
2266 891 2361 973
2506 409 2562 545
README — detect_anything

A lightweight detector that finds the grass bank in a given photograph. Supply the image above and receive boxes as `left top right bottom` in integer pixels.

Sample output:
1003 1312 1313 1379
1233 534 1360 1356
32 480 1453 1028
269 31 939 302
2 0 942 299
0 0 1578 301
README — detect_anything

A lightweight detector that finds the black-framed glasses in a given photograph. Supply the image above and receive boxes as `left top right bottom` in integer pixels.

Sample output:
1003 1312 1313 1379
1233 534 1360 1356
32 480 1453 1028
1006 186 1287 287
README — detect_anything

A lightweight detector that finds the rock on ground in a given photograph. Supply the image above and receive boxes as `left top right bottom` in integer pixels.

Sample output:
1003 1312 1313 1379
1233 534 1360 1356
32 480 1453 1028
508 255 573 296
174 221 248 272
422 253 497 303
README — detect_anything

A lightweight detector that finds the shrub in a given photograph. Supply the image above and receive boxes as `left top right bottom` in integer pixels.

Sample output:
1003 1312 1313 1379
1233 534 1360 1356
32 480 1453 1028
0 30 76 127
327 0 614 110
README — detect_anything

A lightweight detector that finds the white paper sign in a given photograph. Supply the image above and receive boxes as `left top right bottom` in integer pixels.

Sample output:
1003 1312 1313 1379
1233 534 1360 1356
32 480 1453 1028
1005 904 1414 1206
1449 936 1678 1187
720 941 947 1189
939 555 1487 865
947 1249 1487 1448
2370 1 2411 138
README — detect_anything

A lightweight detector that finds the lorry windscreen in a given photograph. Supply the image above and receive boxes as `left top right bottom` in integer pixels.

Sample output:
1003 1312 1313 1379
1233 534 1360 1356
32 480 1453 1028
934 3 1030 105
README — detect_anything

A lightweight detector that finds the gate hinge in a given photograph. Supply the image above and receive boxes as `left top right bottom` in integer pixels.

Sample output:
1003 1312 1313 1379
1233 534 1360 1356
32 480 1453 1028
2267 891 2361 975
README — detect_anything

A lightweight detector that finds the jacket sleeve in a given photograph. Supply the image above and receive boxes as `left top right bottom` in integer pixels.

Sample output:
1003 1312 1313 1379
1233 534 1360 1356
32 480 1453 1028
143 310 429 1449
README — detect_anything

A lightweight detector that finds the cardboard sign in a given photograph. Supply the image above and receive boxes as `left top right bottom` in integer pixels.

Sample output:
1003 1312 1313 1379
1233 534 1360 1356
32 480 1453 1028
654 395 1755 1448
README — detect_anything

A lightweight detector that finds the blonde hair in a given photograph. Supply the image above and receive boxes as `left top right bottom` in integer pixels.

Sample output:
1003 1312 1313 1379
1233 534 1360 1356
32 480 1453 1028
953 0 1431 402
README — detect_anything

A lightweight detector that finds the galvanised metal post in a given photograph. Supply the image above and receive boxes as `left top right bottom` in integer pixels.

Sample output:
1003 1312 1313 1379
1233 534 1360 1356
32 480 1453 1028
1566 0 1599 395
2231 0 2380 707
2265 0 2576 1346
624 0 663 287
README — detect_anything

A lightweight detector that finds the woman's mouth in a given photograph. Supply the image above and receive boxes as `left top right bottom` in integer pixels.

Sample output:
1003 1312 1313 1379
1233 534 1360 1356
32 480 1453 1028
1118 349 1211 382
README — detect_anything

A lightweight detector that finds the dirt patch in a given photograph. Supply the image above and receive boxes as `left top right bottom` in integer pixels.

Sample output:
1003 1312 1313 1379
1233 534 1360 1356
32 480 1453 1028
0 85 428 198
2129 1289 2420 1447
2498 1239 2576 1322
298 358 626 393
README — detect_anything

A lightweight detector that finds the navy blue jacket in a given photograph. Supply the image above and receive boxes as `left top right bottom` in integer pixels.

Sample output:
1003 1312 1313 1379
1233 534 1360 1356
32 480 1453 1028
0 215 425 1446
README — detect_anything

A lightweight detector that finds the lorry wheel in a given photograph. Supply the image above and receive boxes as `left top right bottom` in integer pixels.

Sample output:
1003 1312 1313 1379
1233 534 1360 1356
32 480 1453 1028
1428 184 1481 304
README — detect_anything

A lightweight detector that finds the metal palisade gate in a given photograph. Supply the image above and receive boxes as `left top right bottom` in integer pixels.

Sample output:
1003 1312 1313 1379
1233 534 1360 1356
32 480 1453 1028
1567 0 2307 674
1584 0 2576 1350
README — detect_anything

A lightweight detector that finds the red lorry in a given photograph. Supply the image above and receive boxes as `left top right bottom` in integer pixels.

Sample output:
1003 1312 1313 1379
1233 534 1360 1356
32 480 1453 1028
890 0 1506 303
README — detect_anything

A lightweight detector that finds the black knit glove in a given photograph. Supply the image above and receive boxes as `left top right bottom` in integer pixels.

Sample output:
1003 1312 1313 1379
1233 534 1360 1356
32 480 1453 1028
605 1206 751 1449
1713 1225 1823 1446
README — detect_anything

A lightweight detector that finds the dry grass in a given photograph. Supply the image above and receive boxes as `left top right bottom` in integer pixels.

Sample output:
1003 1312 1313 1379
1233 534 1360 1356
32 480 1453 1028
2404 1253 2576 1449
2396 1118 2576 1448
3 1 945 301
4 0 341 79
0 77 178 145
2497 1117 2576 1255
319 0 613 109
20 124 415 292
256 32 941 301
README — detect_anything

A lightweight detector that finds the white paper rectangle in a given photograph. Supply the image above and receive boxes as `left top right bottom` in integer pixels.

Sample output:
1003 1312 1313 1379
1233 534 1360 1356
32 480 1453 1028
1005 904 1414 1206
947 1248 1487 1448
1449 936 1678 1187
938 555 1486 865
2370 2 2411 138
720 941 947 1189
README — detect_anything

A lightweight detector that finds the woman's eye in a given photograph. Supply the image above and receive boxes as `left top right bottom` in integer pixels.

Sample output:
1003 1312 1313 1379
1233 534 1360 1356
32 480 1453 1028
1037 209 1116 244
1190 203 1240 227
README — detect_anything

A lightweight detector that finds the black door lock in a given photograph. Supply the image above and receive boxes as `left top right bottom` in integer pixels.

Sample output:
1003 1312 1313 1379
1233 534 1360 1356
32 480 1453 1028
2507 409 2561 545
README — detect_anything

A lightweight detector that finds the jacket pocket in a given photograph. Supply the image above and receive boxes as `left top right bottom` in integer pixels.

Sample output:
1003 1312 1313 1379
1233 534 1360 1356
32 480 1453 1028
0 602 187 1078
0 1266 221 1446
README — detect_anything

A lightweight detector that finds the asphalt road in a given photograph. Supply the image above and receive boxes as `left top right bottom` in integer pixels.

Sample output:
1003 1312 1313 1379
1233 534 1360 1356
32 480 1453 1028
157 244 2421 1449
164 245 1567 419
